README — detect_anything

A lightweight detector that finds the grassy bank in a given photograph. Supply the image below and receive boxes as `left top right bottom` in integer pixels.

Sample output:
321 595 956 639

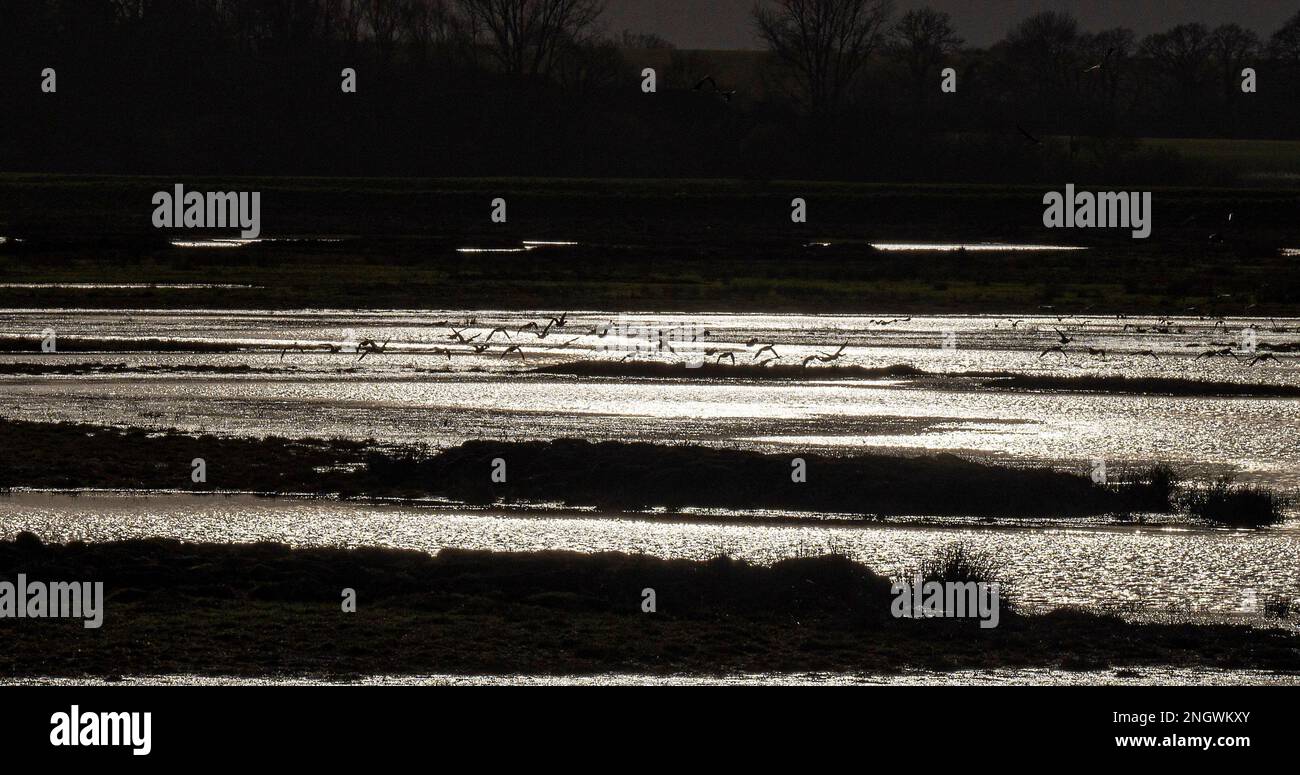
535 361 1300 397
0 418 1176 520
1 175 1297 314
1 536 1296 677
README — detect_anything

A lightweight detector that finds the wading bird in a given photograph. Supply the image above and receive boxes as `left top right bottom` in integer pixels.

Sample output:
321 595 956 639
753 344 778 360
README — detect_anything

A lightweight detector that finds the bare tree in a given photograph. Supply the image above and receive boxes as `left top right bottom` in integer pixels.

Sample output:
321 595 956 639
1077 27 1135 125
1140 23 1212 96
1003 10 1080 101
1208 23 1259 103
1270 10 1300 66
889 7 962 102
368 0 403 54
457 0 605 77
752 0 894 116
341 0 366 44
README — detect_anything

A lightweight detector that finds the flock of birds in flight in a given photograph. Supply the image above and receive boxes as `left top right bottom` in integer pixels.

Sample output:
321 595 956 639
270 312 1292 370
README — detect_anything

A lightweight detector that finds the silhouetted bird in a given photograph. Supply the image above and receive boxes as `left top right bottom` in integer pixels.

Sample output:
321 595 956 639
1016 124 1043 146
817 343 849 362
1196 348 1237 360
694 76 736 102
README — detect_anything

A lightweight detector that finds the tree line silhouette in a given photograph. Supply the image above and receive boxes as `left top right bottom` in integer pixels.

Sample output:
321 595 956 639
4 0 1300 182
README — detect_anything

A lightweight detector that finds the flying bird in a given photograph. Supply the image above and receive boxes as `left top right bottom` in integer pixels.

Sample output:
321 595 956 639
1083 47 1115 73
1196 348 1237 360
1016 124 1043 146
693 75 736 102
817 343 849 362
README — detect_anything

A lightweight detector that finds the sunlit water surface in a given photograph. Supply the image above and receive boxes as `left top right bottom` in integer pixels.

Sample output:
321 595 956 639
2 310 1298 486
7 667 1298 686
3 492 1298 615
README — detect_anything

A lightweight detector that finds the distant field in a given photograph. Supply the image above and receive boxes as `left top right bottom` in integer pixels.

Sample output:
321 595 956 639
0 175 1296 314
1141 137 1300 180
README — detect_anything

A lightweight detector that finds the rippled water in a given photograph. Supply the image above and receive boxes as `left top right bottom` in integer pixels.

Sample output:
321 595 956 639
2 310 1298 486
4 492 1297 615
2 309 1297 622
7 667 1298 686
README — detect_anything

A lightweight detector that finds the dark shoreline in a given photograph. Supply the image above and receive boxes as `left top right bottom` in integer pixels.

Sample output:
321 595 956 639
3 176 1297 315
534 361 1300 397
1 537 1297 678
0 418 1181 521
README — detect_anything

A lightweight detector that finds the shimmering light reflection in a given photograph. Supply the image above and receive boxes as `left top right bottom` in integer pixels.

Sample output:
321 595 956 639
2 493 1297 615
9 668 1300 686
170 239 253 248
1 311 1297 489
870 242 1088 252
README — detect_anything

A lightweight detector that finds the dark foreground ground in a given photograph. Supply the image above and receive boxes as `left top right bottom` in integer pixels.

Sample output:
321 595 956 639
1 175 1297 314
0 418 1186 521
1 536 1297 678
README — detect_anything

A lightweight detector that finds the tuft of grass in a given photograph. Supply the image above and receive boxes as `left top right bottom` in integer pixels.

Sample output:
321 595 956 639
911 542 1015 612
1179 479 1289 527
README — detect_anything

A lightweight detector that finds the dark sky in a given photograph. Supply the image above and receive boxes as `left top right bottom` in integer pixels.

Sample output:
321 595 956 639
602 0 1299 49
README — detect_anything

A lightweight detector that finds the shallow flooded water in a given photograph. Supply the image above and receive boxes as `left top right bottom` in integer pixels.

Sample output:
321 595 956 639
2 310 1298 486
2 309 1298 621
7 667 1299 686
3 492 1297 615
